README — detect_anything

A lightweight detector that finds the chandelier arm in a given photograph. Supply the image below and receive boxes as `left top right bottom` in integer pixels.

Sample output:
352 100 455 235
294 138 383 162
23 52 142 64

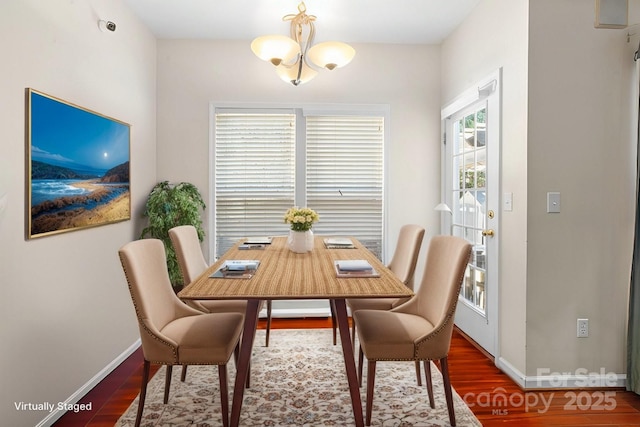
292 58 304 86
277 53 303 69
283 14 297 22
300 20 318 71
305 20 316 55
288 5 315 53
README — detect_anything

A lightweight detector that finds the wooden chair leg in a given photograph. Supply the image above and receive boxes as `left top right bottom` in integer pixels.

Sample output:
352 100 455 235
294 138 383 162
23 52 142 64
247 363 252 389
218 364 229 427
232 340 252 388
330 300 337 345
440 357 456 426
233 341 240 367
247 304 264 388
415 360 422 386
265 300 272 347
423 360 435 409
181 365 187 382
365 360 376 426
135 360 150 427
358 346 364 387
351 319 357 348
163 365 173 404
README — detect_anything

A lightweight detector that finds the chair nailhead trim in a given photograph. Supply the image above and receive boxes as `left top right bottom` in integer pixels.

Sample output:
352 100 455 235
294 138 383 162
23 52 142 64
414 251 471 358
119 253 179 363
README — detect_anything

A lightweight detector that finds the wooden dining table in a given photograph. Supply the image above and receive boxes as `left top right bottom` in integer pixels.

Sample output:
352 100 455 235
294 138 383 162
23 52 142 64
178 235 413 427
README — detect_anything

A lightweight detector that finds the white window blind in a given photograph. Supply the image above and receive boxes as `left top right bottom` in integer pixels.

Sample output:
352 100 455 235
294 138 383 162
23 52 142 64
306 116 384 258
214 112 296 257
213 108 385 261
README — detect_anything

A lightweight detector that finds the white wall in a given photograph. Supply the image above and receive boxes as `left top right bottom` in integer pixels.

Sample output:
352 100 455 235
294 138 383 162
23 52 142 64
527 0 638 376
155 40 443 284
443 0 639 384
0 1 157 425
441 0 530 374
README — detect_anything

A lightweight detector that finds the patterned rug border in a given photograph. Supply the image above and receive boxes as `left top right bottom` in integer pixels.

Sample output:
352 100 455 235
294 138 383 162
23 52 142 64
117 329 481 426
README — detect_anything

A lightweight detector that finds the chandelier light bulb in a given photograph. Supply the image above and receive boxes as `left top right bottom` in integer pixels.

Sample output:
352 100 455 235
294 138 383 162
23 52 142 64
308 41 355 70
251 35 300 66
276 62 318 86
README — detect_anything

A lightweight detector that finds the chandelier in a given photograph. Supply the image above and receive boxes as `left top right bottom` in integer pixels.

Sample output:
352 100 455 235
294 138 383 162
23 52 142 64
251 2 355 86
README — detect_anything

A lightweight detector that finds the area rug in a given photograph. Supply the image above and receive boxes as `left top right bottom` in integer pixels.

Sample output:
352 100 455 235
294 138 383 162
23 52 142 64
117 329 481 426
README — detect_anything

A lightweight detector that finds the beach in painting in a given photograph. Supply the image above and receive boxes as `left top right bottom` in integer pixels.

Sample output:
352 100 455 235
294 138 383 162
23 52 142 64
30 178 130 236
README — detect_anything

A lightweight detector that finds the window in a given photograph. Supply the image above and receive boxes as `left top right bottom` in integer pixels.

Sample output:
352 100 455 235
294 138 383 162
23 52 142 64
306 115 384 257
212 106 386 260
214 111 296 256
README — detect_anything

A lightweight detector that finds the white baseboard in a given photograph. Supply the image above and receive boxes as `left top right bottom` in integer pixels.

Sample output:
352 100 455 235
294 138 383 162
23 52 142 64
265 307 333 318
496 356 626 389
260 299 336 318
36 339 141 427
496 356 527 388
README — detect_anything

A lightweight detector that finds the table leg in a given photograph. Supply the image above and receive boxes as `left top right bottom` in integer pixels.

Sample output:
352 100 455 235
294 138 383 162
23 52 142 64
333 298 364 427
229 299 259 427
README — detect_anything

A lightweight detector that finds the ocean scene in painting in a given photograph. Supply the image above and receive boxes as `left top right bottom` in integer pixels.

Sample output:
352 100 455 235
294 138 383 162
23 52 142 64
29 90 130 237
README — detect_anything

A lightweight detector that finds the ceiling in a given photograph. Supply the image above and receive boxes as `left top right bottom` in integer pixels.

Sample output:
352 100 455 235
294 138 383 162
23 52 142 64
122 0 481 44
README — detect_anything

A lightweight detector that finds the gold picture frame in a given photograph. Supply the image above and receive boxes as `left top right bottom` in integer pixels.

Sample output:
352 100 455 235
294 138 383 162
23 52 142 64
26 88 131 239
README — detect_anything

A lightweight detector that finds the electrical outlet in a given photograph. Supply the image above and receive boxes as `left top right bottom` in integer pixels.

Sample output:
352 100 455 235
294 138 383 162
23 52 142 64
577 318 589 338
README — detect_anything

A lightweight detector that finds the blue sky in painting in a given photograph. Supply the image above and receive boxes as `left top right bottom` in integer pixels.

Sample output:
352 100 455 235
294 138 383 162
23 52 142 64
30 91 129 175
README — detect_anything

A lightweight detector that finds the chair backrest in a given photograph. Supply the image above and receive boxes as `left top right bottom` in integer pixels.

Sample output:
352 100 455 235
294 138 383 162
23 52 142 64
118 239 188 362
169 225 208 284
386 224 425 290
409 236 471 358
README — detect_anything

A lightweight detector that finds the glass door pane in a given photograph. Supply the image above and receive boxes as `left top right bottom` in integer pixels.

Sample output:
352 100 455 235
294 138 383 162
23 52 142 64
451 107 487 315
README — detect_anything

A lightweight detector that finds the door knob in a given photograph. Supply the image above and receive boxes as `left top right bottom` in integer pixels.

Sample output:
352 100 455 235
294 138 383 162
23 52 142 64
482 229 494 237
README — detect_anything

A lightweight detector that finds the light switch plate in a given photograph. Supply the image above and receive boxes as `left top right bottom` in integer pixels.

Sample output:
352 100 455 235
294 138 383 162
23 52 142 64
547 192 561 213
504 192 513 211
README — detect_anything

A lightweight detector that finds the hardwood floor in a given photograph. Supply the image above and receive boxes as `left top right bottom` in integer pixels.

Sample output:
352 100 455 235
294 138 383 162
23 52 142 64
53 317 640 426
446 329 640 426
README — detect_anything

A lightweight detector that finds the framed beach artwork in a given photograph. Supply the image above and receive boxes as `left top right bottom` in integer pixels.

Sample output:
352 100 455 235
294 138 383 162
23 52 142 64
26 88 131 239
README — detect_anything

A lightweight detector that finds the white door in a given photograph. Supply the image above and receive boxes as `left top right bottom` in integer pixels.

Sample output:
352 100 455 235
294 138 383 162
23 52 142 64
441 71 500 356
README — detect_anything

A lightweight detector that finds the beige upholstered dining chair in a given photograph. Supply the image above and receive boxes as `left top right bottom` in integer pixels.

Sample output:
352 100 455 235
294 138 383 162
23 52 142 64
169 225 272 347
346 224 425 343
353 235 472 426
118 238 244 427
337 224 425 383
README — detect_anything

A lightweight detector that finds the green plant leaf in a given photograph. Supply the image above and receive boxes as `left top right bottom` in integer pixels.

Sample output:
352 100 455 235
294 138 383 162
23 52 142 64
139 181 206 286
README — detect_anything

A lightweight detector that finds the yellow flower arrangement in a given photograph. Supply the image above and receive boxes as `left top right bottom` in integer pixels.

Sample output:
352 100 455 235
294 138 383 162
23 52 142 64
284 207 319 232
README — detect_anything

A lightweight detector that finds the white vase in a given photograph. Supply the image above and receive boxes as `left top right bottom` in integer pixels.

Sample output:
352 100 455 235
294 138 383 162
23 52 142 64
305 229 314 251
288 230 313 253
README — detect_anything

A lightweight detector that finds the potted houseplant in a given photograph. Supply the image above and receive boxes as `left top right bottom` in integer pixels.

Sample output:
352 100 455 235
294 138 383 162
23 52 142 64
140 181 206 289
